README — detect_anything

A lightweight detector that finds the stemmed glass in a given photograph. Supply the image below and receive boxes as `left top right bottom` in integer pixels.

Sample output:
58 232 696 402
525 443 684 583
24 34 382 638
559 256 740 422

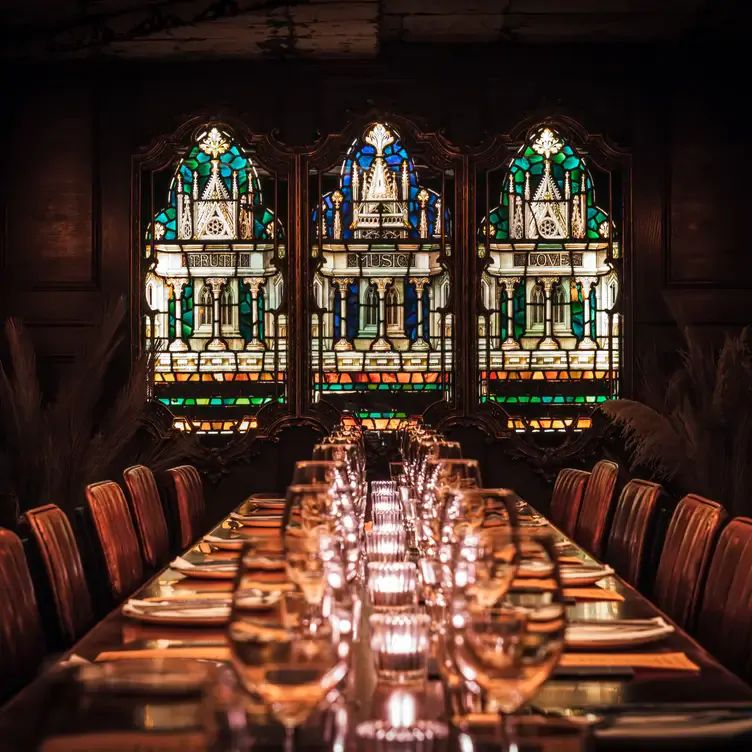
419 459 482 558
228 545 349 752
446 527 566 749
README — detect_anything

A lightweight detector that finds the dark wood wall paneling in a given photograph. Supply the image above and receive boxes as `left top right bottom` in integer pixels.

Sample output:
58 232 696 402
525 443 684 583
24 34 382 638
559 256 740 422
0 43 748 497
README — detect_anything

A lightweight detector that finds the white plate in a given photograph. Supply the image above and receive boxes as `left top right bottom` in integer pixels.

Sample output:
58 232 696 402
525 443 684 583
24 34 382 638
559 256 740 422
560 565 615 586
566 616 674 649
122 601 230 625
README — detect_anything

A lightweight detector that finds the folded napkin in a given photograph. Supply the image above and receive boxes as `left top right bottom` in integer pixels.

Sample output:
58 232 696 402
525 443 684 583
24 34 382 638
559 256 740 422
559 652 699 672
170 556 237 573
230 511 282 528
123 598 231 620
203 534 244 548
40 731 206 751
96 646 231 662
566 617 674 646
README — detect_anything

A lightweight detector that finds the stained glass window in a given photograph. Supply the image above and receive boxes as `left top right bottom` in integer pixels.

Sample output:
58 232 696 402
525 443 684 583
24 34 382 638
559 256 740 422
478 124 622 433
142 124 286 434
310 121 453 430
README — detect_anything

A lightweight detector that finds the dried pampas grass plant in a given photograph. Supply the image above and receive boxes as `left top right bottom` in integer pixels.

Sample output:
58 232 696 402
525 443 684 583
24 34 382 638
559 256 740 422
0 297 199 518
601 327 752 516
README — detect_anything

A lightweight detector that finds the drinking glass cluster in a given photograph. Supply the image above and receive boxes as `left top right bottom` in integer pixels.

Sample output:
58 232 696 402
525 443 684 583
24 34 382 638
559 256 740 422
398 424 568 737
227 419 367 751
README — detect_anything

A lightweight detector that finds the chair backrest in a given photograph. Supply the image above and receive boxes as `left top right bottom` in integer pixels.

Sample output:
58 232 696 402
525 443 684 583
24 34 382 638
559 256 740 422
697 517 752 681
123 465 171 569
573 459 619 558
653 493 727 630
549 468 590 538
24 504 94 644
605 479 663 588
0 528 45 700
85 480 144 600
166 465 205 549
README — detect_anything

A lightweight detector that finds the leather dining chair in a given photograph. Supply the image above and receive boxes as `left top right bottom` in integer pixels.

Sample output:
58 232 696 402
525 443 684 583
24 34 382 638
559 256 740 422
123 465 171 569
549 468 590 538
85 480 145 601
24 504 94 645
696 517 752 682
166 465 206 549
573 459 619 559
604 479 663 589
653 494 727 631
0 529 45 701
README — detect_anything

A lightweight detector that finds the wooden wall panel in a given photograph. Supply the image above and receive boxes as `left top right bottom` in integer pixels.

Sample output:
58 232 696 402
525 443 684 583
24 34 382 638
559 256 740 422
0 44 749 466
4 80 97 290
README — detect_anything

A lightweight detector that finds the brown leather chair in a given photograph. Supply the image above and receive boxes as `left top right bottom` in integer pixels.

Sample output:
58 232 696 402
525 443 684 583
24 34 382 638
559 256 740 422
696 517 752 681
24 504 94 645
604 479 663 588
549 468 590 538
166 465 205 549
85 480 144 601
653 494 727 631
123 465 171 569
573 459 619 558
0 529 45 700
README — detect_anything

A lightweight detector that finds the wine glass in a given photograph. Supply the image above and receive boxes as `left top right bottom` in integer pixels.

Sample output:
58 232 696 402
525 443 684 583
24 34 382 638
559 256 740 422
285 530 327 633
420 459 482 558
447 528 566 749
228 561 349 752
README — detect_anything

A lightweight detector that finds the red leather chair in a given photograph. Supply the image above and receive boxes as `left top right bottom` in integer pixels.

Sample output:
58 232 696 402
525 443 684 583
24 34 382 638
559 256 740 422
123 465 171 569
653 494 727 630
605 479 663 588
549 468 590 538
24 504 94 644
696 517 752 681
85 480 144 601
573 459 619 558
0 529 45 700
166 465 205 549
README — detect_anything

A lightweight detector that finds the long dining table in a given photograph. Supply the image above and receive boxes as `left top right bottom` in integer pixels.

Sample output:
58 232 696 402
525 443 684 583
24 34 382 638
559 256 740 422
1 490 751 751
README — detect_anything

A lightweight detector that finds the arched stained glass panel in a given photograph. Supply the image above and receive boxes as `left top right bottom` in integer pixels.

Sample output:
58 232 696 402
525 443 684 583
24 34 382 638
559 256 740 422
310 121 454 429
142 124 287 434
477 123 623 433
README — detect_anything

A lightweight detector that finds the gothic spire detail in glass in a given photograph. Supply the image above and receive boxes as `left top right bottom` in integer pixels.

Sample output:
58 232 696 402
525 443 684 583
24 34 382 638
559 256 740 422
478 124 621 433
311 121 453 429
143 125 286 434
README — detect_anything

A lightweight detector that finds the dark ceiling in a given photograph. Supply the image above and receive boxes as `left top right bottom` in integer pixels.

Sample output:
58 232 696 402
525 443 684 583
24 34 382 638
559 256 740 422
2 0 745 59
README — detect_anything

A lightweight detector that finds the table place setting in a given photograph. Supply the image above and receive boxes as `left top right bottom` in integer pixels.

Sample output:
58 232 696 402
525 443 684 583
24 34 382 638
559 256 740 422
122 595 232 625
170 556 239 579
10 420 752 752
229 510 284 528
565 616 675 649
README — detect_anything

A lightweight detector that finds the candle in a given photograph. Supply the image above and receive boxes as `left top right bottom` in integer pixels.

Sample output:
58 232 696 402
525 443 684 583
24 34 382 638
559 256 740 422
370 613 430 685
367 563 417 610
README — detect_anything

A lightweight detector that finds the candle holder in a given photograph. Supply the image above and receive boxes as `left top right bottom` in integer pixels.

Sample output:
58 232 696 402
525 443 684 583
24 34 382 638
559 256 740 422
355 720 448 751
366 527 407 563
367 562 418 611
370 613 431 685
372 510 403 528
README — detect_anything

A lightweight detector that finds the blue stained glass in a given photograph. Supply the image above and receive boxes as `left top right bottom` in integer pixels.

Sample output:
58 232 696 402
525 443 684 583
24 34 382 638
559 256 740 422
404 283 418 341
333 288 342 335
589 289 597 339
239 283 253 344
316 122 444 241
346 283 359 341
422 287 430 341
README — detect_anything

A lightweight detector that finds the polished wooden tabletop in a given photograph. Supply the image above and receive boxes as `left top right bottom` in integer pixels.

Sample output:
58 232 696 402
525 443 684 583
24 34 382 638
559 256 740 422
1 494 751 751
